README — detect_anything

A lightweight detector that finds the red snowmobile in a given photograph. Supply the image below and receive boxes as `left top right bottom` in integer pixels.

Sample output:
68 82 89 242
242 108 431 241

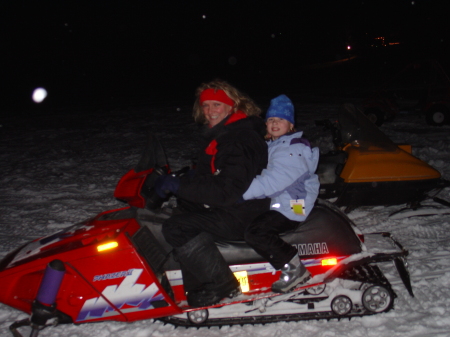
0 134 414 337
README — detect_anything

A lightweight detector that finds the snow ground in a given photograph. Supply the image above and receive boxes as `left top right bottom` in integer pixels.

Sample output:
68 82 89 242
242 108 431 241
1 101 450 337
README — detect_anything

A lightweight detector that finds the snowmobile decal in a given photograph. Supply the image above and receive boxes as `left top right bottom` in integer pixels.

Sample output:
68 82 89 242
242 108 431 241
295 242 329 256
8 220 97 268
166 263 278 289
77 269 163 322
9 232 71 267
93 269 134 282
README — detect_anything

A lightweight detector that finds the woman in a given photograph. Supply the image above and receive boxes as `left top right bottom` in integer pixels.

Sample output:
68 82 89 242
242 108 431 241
243 94 320 293
155 79 270 307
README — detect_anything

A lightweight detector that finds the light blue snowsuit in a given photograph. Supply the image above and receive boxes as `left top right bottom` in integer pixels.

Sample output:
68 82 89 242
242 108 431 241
243 131 320 222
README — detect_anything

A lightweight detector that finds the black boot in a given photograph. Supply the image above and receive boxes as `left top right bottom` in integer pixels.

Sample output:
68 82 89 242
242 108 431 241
174 232 240 307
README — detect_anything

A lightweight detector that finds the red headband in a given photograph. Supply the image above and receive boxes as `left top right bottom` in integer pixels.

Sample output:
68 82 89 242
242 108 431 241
199 88 235 107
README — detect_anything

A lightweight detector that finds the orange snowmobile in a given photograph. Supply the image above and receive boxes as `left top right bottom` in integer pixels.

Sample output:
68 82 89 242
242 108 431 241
316 103 450 213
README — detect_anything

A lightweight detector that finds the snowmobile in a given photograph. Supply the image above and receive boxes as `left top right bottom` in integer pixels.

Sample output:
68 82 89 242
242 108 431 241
316 103 450 213
0 133 414 337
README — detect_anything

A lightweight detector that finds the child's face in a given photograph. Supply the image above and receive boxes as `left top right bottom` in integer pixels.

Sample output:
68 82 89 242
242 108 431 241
266 117 293 140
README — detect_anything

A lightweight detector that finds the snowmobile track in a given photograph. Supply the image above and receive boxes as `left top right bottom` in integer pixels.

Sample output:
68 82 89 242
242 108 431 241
159 264 396 327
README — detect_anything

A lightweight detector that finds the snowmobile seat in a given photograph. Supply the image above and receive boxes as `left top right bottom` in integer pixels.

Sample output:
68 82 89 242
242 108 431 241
136 199 363 270
215 199 363 265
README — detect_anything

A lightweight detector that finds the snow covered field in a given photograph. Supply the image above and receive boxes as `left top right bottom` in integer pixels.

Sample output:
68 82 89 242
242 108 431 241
1 100 450 337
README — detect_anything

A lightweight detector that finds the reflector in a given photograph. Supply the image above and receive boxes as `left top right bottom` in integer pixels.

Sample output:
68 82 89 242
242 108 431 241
234 271 249 292
97 242 118 252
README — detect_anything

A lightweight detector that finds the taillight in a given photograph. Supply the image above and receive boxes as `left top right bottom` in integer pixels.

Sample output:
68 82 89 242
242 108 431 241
321 258 338 266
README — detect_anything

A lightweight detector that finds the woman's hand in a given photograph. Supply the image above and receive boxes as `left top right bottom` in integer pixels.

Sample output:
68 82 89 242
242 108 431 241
154 175 180 198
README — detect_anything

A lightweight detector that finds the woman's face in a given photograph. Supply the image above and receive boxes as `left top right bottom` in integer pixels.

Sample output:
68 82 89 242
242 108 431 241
266 117 293 140
201 100 233 127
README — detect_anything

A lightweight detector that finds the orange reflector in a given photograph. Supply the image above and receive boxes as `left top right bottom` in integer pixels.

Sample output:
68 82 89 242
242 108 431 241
322 258 337 266
97 242 118 252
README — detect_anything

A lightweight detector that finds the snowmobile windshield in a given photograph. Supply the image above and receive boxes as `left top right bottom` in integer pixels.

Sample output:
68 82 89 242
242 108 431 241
338 104 398 152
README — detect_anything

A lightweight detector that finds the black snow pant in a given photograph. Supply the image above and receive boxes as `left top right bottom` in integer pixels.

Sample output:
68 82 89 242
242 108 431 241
162 201 246 299
171 232 239 307
162 201 248 248
244 210 299 270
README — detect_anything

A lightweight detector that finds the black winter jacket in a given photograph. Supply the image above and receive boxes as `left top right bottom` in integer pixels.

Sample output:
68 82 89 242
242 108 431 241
177 112 270 224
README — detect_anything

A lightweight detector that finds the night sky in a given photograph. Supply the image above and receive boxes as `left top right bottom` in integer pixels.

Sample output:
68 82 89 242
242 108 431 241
1 1 449 112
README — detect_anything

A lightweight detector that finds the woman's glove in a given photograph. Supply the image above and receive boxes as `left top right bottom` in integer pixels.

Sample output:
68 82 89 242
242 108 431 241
154 175 180 198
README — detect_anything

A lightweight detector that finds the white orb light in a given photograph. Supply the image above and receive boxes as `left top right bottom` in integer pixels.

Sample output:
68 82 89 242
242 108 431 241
32 87 48 103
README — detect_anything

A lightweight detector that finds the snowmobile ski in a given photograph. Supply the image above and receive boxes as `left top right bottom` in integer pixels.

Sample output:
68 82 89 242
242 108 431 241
389 197 450 219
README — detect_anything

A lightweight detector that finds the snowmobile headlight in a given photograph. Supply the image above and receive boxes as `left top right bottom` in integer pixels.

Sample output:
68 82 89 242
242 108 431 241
97 241 119 252
322 258 337 266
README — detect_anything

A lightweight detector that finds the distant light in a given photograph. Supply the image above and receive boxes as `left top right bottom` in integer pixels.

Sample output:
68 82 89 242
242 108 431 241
32 88 47 103
97 241 118 252
347 45 351 50
202 14 206 19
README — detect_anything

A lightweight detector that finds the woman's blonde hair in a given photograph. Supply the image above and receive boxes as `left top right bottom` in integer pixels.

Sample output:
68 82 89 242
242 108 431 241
193 79 261 124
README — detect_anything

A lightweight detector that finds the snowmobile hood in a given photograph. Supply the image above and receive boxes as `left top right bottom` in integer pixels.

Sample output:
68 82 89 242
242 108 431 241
341 144 442 183
0 207 139 271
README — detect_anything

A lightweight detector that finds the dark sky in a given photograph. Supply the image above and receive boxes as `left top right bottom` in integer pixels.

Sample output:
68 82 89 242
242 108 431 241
1 1 449 112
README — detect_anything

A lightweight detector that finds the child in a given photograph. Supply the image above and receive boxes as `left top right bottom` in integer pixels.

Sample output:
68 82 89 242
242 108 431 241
243 94 320 293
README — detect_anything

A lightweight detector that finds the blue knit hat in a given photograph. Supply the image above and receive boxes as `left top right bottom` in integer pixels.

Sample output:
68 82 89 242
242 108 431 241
265 94 295 124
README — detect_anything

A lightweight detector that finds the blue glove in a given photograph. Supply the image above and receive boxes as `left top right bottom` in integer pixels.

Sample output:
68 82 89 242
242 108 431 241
154 175 180 198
